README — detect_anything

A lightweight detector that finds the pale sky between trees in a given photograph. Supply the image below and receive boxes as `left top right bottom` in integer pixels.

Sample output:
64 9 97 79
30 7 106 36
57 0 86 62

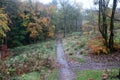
39 0 94 9
39 0 120 9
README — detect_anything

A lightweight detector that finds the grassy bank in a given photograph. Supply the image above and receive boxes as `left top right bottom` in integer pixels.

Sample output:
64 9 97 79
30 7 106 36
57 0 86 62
0 40 57 80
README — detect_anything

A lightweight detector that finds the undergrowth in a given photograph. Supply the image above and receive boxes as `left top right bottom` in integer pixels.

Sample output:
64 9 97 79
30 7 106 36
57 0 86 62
62 32 93 63
0 40 56 79
63 32 91 55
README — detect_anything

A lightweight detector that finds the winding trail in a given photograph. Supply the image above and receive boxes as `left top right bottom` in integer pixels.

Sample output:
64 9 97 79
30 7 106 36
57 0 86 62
57 38 75 80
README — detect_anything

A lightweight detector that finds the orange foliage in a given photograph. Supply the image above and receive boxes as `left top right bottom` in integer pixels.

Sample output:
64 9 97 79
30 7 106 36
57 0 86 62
48 32 54 37
27 16 53 38
47 25 55 38
41 17 50 27
27 23 42 38
87 36 108 54
113 43 120 51
19 2 55 39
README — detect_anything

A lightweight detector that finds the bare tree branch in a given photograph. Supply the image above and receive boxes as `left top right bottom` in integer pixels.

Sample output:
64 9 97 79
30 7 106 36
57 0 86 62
106 15 120 22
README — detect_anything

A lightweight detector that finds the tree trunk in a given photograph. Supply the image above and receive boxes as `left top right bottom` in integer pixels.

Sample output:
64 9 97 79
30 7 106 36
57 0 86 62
109 0 117 52
76 18 78 32
100 0 108 48
98 0 101 33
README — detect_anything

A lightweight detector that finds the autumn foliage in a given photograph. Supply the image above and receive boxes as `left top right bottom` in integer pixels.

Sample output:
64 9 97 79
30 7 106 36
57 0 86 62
87 36 108 54
20 5 55 39
0 8 10 38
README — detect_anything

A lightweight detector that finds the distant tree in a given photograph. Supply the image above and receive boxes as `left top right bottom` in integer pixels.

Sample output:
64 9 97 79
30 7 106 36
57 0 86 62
58 0 82 36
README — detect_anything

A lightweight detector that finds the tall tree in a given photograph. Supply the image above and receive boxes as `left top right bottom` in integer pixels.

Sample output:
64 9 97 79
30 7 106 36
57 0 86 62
95 0 118 52
109 0 117 51
98 0 109 48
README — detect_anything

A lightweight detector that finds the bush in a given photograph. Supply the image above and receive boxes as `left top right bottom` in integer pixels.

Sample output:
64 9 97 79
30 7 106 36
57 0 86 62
87 36 108 54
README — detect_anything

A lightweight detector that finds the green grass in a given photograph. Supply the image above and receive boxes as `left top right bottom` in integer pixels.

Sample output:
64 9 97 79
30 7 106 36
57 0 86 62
76 70 102 80
21 72 40 80
9 69 58 80
69 55 85 63
46 69 58 80
10 70 58 80
63 32 91 53
10 72 40 80
10 40 55 56
6 40 56 64
76 69 119 80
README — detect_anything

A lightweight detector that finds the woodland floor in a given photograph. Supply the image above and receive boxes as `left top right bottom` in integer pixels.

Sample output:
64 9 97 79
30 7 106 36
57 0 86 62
1 33 119 80
57 39 120 80
61 32 120 71
56 33 120 80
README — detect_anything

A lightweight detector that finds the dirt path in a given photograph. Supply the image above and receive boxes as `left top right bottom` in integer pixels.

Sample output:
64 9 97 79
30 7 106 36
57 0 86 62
68 52 120 71
57 38 75 80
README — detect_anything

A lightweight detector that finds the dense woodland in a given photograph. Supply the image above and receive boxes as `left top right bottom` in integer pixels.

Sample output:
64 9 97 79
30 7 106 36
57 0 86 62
0 0 120 51
0 0 82 48
0 0 120 80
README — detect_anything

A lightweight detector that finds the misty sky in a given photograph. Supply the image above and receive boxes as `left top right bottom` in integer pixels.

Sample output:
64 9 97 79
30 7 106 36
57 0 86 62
38 0 94 9
38 0 120 9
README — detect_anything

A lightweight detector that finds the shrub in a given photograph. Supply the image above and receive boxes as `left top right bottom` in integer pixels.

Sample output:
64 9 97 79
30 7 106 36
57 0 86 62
87 36 108 54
